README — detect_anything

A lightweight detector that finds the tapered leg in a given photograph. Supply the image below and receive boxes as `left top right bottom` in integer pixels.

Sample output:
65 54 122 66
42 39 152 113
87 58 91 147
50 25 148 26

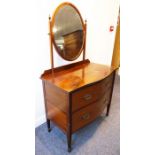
106 104 111 116
47 119 52 132
67 131 72 152
106 71 116 117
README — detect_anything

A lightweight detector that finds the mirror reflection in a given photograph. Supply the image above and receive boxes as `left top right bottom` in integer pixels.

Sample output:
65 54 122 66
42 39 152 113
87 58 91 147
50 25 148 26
53 5 84 60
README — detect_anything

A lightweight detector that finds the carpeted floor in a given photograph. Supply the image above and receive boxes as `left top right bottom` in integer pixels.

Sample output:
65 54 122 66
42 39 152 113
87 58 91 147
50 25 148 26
35 75 120 155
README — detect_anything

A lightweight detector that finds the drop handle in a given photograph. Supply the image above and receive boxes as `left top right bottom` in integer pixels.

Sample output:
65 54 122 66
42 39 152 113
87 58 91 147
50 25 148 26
81 113 90 120
83 94 92 100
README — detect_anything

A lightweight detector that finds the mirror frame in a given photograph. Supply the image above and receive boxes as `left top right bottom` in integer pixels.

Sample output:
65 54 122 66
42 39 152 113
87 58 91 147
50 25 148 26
50 2 86 61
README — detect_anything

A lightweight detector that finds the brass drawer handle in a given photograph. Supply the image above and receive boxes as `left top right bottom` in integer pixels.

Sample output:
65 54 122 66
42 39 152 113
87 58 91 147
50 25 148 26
81 113 90 120
83 94 92 100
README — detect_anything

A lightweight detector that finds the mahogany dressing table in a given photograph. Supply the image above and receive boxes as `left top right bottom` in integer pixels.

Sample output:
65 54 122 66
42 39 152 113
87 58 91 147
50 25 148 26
40 2 116 152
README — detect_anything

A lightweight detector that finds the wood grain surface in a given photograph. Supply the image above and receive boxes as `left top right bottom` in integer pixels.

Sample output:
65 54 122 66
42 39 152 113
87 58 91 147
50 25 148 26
41 59 115 92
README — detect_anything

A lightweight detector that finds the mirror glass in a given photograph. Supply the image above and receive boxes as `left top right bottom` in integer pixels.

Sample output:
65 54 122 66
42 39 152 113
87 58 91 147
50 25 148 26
52 4 84 61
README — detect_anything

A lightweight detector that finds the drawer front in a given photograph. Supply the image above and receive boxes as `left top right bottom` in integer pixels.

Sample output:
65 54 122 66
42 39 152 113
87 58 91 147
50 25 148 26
72 73 114 112
102 74 114 93
72 97 109 133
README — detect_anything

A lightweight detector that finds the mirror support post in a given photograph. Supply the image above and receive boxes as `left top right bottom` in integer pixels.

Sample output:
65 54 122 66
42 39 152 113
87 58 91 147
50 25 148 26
83 20 87 61
48 15 54 72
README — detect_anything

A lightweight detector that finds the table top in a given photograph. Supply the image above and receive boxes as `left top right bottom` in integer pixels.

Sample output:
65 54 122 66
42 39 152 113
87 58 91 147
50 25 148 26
41 60 115 92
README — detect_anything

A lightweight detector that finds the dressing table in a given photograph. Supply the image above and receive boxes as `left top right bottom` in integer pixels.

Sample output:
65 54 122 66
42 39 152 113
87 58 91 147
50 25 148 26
41 2 116 152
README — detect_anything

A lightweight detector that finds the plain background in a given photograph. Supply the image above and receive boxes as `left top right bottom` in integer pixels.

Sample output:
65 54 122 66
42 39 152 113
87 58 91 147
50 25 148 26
0 0 155 155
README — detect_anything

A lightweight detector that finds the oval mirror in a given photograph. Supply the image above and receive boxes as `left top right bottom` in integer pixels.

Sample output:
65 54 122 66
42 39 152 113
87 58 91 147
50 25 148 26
51 3 85 61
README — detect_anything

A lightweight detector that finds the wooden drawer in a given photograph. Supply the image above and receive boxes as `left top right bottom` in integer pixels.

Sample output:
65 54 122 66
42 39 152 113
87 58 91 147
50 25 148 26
72 82 102 112
72 97 109 133
71 73 114 112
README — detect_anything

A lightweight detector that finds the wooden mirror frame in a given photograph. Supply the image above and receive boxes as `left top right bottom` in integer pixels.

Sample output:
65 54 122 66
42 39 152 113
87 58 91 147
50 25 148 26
48 2 87 69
